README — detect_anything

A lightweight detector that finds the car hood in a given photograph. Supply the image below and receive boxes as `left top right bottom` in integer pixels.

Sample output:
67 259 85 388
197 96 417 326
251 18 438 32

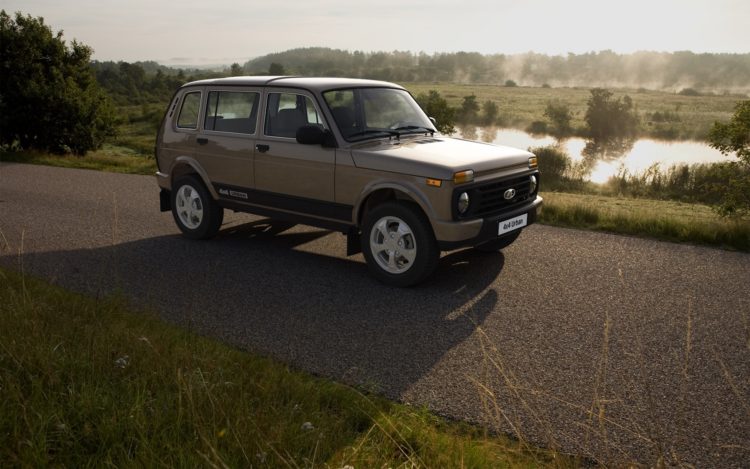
349 136 533 180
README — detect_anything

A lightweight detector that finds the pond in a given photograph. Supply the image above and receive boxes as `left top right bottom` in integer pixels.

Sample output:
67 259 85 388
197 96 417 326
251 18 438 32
454 126 735 184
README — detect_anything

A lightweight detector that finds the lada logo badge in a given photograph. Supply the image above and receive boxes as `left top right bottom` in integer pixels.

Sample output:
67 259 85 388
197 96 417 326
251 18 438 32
503 188 516 200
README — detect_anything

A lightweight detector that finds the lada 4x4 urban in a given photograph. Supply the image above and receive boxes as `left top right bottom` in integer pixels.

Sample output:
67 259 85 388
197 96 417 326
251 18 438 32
155 76 542 286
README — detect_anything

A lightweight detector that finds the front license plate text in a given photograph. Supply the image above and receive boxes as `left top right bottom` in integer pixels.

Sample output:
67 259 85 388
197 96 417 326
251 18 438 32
498 213 528 235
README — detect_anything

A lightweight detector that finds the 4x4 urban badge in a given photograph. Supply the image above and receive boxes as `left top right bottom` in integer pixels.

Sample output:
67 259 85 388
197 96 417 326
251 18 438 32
155 77 542 286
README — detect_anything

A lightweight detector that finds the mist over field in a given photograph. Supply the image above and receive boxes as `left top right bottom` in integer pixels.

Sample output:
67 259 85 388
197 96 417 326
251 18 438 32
239 48 750 94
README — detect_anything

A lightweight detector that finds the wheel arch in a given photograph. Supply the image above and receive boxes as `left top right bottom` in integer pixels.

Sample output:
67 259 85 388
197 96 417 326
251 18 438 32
354 182 437 231
170 156 218 199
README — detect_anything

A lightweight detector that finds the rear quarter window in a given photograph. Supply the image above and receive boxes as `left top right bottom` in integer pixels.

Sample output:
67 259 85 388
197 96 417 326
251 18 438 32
176 91 202 129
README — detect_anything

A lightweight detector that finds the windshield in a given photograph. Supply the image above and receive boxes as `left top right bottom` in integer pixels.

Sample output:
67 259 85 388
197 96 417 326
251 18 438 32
323 88 435 142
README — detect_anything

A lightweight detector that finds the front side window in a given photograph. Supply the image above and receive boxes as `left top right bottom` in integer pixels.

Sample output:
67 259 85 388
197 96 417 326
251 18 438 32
204 91 259 134
176 91 201 129
323 88 434 141
264 93 323 138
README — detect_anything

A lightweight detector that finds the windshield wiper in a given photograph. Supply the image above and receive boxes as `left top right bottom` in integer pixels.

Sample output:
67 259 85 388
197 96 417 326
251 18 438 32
393 125 436 136
347 129 400 141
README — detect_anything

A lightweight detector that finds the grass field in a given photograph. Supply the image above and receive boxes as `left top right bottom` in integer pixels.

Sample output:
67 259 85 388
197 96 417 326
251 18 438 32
0 146 157 174
404 83 743 140
539 192 750 251
0 267 577 467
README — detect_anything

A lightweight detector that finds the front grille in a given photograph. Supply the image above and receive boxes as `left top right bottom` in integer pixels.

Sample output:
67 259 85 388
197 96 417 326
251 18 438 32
454 173 538 220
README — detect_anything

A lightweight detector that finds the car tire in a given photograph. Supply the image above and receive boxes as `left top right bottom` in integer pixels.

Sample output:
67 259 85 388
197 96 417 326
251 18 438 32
473 230 521 252
361 201 439 287
171 175 224 240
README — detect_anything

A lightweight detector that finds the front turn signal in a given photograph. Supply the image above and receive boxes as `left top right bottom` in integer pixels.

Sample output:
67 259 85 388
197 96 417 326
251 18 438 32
528 156 538 169
453 170 474 184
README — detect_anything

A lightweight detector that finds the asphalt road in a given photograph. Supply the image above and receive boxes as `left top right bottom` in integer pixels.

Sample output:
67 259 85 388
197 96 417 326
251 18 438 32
1 162 748 467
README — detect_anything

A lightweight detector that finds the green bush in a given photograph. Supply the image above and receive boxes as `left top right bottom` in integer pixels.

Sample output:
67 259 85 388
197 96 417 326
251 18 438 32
415 90 456 134
708 100 750 216
543 100 574 136
678 88 701 96
529 145 571 189
0 11 116 155
584 88 638 142
457 94 480 123
481 100 499 125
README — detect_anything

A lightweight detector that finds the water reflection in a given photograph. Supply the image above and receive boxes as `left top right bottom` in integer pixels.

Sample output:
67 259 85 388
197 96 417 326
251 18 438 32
456 125 505 144
581 138 635 160
454 127 735 184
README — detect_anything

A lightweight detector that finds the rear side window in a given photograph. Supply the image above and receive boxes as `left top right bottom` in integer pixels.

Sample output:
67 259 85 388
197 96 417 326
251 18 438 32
204 91 260 134
176 92 201 129
264 93 323 138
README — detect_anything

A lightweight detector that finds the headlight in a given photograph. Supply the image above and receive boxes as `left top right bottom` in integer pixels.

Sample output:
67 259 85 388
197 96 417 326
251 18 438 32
529 175 537 193
457 192 470 214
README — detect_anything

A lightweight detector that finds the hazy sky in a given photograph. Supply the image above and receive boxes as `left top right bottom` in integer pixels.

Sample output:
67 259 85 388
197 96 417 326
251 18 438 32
2 0 748 65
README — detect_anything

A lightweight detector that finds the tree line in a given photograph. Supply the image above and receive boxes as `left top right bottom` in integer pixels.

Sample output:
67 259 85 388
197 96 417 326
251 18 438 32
243 47 750 93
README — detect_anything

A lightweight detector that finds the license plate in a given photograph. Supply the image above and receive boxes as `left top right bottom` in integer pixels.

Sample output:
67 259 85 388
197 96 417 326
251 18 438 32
498 213 528 235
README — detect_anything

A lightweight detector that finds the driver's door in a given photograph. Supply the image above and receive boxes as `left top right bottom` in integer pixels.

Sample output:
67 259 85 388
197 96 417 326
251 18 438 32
255 90 335 202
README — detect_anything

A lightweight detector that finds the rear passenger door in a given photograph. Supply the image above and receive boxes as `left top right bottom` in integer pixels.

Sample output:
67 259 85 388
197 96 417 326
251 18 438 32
195 87 261 199
255 89 335 202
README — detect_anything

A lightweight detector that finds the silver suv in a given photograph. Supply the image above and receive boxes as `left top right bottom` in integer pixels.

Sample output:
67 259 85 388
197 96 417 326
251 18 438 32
155 76 542 286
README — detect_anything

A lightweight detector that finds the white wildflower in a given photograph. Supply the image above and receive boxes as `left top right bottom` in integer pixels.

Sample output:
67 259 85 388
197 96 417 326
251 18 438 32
114 355 130 369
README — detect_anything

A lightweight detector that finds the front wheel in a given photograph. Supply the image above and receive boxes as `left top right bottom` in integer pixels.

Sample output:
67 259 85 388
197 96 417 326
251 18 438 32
361 202 439 287
473 230 521 252
171 175 224 239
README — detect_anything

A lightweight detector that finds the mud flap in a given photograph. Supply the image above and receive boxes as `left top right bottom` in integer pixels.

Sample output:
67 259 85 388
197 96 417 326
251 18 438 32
346 227 362 256
159 189 171 212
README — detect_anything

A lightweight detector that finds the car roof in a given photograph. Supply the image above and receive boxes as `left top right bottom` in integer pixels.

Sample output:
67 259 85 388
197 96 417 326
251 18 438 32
182 76 405 92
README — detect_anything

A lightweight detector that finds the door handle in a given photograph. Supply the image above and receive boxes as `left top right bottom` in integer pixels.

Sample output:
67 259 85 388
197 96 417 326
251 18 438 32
256 144 270 153
197 137 208 145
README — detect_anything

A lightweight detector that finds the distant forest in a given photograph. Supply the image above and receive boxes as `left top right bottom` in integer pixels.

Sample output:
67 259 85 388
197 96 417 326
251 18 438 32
243 48 750 93
89 48 750 105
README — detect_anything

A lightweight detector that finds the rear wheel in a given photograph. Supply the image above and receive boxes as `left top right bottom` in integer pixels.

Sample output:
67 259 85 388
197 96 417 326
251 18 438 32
361 202 439 287
474 230 521 252
171 175 223 239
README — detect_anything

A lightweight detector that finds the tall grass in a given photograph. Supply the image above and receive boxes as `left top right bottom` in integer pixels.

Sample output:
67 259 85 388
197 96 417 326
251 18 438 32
0 148 157 174
604 162 740 205
0 267 572 467
533 144 748 207
539 192 750 251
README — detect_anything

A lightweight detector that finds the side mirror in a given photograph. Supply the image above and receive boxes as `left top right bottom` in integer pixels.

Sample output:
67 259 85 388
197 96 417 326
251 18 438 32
296 125 337 148
429 117 437 127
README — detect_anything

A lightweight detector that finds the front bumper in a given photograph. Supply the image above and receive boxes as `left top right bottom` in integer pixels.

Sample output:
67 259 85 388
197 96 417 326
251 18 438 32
436 195 543 251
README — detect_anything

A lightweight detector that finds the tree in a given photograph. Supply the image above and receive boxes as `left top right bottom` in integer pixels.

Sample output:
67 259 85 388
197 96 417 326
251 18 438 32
543 100 573 136
458 94 479 122
482 100 499 125
230 62 243 76
710 101 750 164
584 88 638 142
0 11 115 155
415 90 455 134
268 62 286 75
708 100 750 216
